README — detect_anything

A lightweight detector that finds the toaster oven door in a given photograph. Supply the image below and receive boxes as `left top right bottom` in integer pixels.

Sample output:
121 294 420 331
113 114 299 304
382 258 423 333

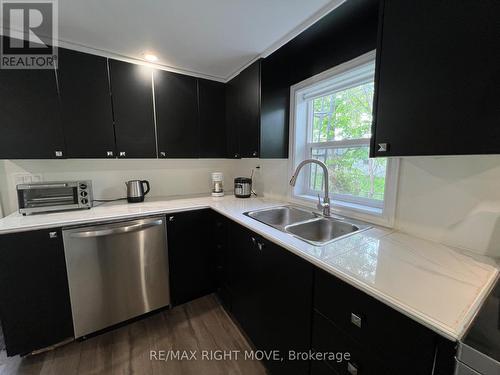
17 183 80 214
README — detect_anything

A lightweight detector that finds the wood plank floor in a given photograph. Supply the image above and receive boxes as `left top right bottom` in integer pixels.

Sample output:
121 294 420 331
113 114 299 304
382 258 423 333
0 295 267 375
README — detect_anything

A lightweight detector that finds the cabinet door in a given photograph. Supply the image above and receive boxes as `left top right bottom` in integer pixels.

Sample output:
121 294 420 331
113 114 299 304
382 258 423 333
167 209 215 306
212 212 232 310
109 59 156 158
155 70 199 158
261 51 290 158
0 229 73 356
225 77 241 158
0 48 64 159
58 49 115 158
228 223 262 340
259 237 313 375
237 60 261 158
228 223 313 375
199 79 226 158
372 0 500 157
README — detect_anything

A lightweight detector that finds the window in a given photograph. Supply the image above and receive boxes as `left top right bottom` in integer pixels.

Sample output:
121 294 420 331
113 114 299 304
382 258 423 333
290 51 399 225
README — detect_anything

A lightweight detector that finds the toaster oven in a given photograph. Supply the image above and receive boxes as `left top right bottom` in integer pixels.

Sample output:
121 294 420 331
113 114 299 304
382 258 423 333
17 181 93 215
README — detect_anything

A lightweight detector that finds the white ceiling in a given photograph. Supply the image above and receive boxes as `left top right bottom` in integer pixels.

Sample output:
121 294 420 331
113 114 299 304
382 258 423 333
57 0 343 81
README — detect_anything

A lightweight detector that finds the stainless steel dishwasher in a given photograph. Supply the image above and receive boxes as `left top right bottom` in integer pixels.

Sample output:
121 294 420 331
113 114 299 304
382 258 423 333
63 216 170 338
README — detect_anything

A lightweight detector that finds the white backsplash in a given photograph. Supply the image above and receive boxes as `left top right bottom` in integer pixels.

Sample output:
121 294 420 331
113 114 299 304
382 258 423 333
0 159 238 216
2 155 500 257
239 156 500 258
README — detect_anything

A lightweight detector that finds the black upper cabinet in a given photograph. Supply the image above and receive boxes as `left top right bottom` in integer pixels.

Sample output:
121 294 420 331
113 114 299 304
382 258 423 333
57 49 115 158
0 229 73 356
155 70 199 158
238 60 261 158
226 60 261 158
225 77 241 158
109 59 156 158
372 0 500 157
198 79 226 158
167 209 215 305
260 52 290 159
0 47 64 159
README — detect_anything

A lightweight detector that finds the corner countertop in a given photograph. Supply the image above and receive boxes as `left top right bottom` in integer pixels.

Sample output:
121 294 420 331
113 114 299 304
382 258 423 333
0 194 497 341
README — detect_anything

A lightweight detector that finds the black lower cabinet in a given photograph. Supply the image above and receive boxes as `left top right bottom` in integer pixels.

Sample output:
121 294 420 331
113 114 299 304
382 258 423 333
312 312 390 375
212 212 232 311
0 229 73 356
167 209 216 306
314 268 455 375
224 222 313 375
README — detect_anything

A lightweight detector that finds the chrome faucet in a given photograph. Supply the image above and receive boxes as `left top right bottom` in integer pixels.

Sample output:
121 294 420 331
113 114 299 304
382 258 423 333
289 159 331 217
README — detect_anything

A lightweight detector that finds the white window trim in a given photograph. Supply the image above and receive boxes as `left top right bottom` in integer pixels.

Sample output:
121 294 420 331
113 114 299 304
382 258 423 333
288 50 400 227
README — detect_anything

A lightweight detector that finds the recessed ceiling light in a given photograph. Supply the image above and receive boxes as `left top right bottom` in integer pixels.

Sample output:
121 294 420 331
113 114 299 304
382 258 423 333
144 53 158 62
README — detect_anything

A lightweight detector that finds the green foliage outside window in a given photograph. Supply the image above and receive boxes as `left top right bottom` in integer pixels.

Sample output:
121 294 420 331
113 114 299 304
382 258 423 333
309 82 387 201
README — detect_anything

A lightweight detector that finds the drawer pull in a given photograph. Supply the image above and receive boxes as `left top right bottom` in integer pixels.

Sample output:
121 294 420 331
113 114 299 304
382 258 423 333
347 362 358 375
350 312 362 328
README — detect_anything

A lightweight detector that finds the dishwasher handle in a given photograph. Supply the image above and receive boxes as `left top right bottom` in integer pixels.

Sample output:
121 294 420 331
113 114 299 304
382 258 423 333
68 219 164 238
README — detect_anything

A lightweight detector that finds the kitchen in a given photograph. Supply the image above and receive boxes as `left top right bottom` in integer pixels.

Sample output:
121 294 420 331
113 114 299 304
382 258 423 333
0 0 499 374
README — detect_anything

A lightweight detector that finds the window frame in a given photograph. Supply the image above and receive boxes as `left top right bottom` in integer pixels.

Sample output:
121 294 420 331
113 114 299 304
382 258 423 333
288 50 400 227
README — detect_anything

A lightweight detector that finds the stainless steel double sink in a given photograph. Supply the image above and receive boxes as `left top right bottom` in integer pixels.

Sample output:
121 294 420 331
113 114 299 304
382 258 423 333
244 206 371 246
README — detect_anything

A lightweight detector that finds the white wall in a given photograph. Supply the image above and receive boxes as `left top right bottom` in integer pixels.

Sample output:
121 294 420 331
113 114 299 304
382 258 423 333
2 155 500 257
0 159 238 216
395 156 500 257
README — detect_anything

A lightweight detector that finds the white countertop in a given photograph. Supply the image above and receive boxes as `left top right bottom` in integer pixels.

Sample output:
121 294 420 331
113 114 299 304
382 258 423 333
0 194 497 341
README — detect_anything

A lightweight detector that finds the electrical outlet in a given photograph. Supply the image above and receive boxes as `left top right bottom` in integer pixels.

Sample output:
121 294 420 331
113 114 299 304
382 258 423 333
12 173 43 186
31 174 42 183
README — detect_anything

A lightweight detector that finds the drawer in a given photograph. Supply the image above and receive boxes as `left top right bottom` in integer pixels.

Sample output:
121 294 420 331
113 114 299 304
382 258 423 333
312 311 391 375
314 268 436 374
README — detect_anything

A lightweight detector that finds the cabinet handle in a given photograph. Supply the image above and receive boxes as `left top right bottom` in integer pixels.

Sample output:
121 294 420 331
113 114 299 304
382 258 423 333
377 143 388 152
106 151 114 157
347 362 358 375
251 236 257 245
55 150 63 157
252 151 258 157
350 312 362 328
257 242 264 251
49 231 58 239
234 153 239 158
168 216 175 222
119 151 126 157
160 151 166 158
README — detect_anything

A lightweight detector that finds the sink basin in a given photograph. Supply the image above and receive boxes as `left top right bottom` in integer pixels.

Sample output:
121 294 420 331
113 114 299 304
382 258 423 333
286 218 360 245
245 206 317 228
244 205 371 246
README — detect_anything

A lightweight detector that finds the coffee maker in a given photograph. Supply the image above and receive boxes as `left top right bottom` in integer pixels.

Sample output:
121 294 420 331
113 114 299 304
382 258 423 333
211 172 224 197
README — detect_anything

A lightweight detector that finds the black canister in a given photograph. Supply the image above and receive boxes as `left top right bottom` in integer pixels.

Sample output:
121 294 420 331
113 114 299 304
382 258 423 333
234 177 252 198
